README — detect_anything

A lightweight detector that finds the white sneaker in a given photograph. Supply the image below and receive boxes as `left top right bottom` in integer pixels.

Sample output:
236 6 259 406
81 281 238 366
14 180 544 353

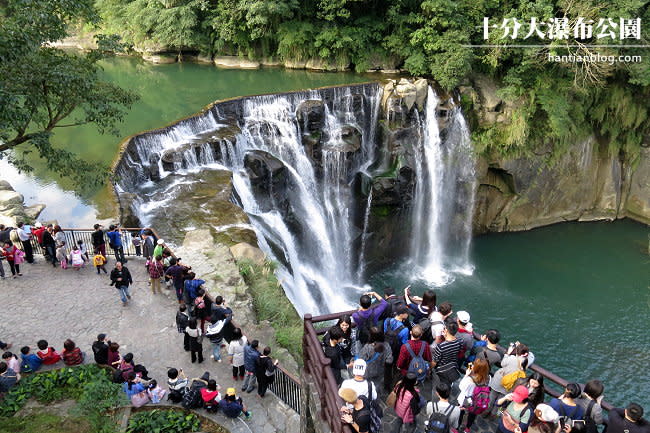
210 355 214 359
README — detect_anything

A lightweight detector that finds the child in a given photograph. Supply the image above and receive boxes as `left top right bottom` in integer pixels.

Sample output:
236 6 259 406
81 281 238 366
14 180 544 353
77 239 89 262
36 339 61 365
61 339 84 366
220 388 251 419
200 379 221 413
131 232 142 256
93 249 107 274
20 346 42 373
147 380 167 403
2 351 21 377
56 241 68 269
70 246 84 271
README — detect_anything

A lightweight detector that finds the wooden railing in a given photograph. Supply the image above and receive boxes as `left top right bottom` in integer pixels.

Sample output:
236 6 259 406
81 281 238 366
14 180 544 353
304 304 616 433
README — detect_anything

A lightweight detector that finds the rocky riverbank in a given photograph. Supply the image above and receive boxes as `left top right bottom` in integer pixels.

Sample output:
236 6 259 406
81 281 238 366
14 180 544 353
0 180 46 227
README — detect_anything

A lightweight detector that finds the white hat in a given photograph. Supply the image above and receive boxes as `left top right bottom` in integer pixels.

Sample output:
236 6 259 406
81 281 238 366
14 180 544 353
535 403 559 423
352 359 366 377
457 311 470 324
157 239 164 245
34 222 42 228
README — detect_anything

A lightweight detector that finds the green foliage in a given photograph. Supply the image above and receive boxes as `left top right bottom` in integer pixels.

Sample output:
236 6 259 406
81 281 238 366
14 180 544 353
0 0 138 186
74 377 127 433
126 409 200 433
238 259 303 362
0 413 92 433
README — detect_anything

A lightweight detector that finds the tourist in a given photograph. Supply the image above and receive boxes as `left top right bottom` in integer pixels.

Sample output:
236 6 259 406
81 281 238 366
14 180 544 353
0 362 19 393
56 240 68 269
391 372 422 433
176 304 191 350
165 258 186 304
220 388 252 419
340 359 378 401
42 224 57 267
206 314 229 362
457 358 490 432
396 324 432 377
358 326 393 389
380 286 406 320
228 327 247 381
147 379 166 403
53 225 65 247
31 222 46 250
93 249 108 274
92 224 107 259
142 229 155 260
193 288 211 333
15 222 34 264
339 387 372 433
352 291 389 347
2 352 21 376
167 367 189 402
201 379 221 413
123 372 149 407
455 311 474 367
242 339 260 393
549 383 585 421
36 339 61 365
383 306 411 357
0 341 9 351
518 372 546 408
489 343 532 415
529 404 560 433
106 225 126 263
110 261 133 306
70 245 85 271
210 295 233 340
91 334 109 365
405 286 436 324
577 379 606 430
0 252 5 279
183 272 205 306
322 315 354 365
61 339 84 366
19 346 42 373
605 403 650 433
147 254 165 295
323 327 350 384
131 231 142 256
255 346 278 397
495 385 533 433
121 352 151 381
77 239 89 261
474 329 505 369
431 321 463 386
108 342 121 367
426 382 462 433
153 238 165 259
185 318 204 364
1 241 24 277
430 301 453 346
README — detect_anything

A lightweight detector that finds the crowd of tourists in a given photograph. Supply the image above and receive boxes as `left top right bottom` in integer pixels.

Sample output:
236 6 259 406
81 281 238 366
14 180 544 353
0 222 283 422
328 287 650 433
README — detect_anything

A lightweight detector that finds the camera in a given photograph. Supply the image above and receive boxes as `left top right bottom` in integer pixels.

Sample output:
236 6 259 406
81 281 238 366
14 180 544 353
559 417 585 429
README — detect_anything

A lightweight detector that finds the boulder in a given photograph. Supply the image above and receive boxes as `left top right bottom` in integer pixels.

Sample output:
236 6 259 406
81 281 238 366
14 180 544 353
230 242 266 265
296 100 325 135
24 204 46 221
413 78 429 110
214 56 260 69
624 146 650 224
142 54 177 64
394 79 418 110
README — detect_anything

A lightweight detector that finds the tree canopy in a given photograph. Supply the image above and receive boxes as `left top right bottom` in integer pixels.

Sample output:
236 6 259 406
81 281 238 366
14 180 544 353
0 0 138 186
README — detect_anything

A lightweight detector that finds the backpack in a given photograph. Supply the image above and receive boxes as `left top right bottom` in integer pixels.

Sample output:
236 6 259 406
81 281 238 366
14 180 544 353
359 394 382 433
182 383 205 409
426 402 454 433
379 297 405 321
501 369 526 392
467 383 491 415
417 317 434 344
112 368 125 384
405 342 429 382
584 400 598 433
384 320 405 360
168 388 184 403
357 316 375 346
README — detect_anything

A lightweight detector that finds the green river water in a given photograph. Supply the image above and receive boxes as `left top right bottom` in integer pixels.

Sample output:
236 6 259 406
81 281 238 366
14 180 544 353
4 56 649 410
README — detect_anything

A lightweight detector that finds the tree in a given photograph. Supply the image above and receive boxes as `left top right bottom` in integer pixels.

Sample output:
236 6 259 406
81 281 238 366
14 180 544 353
0 0 138 186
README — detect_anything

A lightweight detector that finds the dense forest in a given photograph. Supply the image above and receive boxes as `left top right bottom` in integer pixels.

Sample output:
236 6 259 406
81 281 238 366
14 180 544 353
95 0 649 161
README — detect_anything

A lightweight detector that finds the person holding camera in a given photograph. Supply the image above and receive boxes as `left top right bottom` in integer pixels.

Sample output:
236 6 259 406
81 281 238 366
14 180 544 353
549 383 585 423
496 385 533 433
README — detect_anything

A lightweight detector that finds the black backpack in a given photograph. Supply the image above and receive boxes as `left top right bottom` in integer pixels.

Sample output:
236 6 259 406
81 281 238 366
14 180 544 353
168 388 185 403
379 297 405 322
112 369 124 384
418 317 434 344
182 381 206 409
426 403 454 433
584 400 598 433
359 393 383 433
384 320 406 360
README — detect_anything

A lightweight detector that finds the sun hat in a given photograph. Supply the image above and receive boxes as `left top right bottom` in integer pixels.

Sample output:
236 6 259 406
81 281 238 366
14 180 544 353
535 404 559 423
338 388 358 404
352 359 367 377
226 387 236 396
512 385 530 403
457 311 470 324
157 239 164 245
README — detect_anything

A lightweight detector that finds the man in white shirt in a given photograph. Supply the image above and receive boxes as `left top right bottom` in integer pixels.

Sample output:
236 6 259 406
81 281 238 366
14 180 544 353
340 359 378 401
16 222 34 264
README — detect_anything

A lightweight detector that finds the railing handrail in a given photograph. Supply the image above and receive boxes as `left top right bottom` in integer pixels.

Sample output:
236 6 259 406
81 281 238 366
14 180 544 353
307 301 616 414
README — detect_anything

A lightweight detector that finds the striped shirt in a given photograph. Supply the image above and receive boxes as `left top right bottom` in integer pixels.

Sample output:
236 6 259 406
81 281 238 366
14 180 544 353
433 338 462 373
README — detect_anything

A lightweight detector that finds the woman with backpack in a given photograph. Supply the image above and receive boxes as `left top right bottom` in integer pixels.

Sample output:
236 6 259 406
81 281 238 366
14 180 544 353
548 383 585 422
391 372 421 433
322 315 354 365
489 343 532 415
496 385 533 433
358 326 393 387
457 358 490 432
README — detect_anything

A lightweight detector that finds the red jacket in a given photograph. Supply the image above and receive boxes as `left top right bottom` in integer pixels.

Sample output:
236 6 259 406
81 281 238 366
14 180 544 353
32 227 46 245
396 340 432 374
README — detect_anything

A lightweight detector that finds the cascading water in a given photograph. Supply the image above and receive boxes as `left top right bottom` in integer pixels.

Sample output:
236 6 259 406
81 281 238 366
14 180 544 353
114 82 477 315
409 87 476 283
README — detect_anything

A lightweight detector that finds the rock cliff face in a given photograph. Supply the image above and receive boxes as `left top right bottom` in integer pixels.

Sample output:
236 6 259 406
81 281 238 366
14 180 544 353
0 181 46 227
466 74 650 232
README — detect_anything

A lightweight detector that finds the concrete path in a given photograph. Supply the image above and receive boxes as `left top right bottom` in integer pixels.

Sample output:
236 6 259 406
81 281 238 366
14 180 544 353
0 257 296 433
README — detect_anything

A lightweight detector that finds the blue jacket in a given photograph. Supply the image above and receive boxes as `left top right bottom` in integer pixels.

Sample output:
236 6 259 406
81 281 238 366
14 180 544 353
244 345 260 372
122 382 145 399
220 397 244 418
21 353 42 373
184 279 205 300
383 317 410 346
106 231 122 248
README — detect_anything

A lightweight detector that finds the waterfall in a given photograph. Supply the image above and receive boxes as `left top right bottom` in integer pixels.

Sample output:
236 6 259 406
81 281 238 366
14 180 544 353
409 87 476 283
356 188 373 282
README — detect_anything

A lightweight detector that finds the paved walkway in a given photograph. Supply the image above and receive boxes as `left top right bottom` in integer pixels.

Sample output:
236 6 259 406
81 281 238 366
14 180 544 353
0 256 296 433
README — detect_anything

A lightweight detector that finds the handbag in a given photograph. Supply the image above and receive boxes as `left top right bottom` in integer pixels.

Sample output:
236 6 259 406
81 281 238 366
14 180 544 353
131 391 150 408
386 382 398 408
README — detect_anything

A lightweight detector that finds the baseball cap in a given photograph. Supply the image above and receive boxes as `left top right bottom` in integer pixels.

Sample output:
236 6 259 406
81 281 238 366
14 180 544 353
535 404 559 423
226 387 236 396
352 359 367 377
512 385 529 403
457 311 470 324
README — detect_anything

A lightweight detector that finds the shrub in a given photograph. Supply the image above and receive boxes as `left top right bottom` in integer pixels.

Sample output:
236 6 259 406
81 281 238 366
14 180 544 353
126 409 200 433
